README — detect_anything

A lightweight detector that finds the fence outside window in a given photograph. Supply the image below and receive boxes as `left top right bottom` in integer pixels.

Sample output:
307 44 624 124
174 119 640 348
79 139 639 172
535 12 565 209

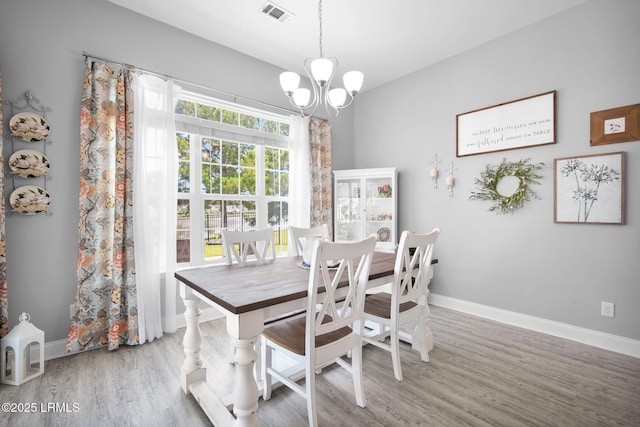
176 212 289 262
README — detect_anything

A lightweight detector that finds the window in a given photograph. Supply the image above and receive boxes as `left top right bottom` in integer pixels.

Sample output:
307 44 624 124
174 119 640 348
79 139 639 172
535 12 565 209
175 92 291 264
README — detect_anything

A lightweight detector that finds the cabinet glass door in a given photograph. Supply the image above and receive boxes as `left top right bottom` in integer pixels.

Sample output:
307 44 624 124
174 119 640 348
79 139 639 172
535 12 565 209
365 177 394 245
335 178 363 242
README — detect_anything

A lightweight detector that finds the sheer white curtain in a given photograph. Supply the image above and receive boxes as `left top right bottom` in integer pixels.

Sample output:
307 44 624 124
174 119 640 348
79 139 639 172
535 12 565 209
287 115 311 255
133 74 181 342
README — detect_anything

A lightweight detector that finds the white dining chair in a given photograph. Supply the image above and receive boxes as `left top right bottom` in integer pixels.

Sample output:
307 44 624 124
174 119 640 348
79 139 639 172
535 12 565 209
261 235 377 427
221 228 276 266
220 228 276 367
362 228 440 381
288 224 330 256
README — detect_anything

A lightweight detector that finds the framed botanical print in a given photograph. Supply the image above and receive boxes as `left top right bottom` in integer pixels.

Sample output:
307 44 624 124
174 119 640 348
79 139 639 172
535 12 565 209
554 152 624 224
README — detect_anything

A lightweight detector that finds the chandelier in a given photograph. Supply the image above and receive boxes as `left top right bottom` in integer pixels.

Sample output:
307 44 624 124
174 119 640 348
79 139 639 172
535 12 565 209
279 0 363 118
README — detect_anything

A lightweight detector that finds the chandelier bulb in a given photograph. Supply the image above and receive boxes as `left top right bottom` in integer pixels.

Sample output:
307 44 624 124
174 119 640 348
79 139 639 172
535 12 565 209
292 88 311 108
343 71 364 96
280 71 301 94
310 58 334 86
328 88 347 108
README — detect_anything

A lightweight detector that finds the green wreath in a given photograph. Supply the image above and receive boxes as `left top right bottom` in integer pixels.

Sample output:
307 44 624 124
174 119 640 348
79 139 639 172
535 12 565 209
469 158 544 214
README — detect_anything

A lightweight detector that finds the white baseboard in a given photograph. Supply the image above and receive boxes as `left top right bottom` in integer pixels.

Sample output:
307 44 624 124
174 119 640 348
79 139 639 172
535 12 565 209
44 306 225 361
429 293 640 359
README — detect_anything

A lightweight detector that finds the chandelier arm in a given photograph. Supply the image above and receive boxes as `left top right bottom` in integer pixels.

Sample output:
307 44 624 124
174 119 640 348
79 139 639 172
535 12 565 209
285 95 311 118
337 94 357 110
299 58 321 117
324 92 354 118
321 58 338 109
324 103 340 118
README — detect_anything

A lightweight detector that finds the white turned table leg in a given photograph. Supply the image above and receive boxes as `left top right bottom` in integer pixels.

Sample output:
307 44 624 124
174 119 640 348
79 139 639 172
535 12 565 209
181 288 206 393
424 302 434 353
232 337 260 427
425 267 435 353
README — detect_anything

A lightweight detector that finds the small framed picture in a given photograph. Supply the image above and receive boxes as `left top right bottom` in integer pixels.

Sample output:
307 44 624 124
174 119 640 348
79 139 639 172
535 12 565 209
590 104 639 146
554 152 624 224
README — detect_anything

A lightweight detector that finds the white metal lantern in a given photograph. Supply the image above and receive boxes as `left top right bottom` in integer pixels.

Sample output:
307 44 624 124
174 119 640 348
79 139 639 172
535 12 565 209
1 312 45 385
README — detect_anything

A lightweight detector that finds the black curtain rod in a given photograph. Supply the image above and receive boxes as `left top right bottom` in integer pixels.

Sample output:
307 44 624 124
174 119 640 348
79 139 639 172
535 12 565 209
82 51 298 116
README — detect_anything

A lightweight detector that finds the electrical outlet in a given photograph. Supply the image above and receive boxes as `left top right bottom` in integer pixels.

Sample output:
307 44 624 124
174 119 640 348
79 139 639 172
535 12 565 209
601 301 615 318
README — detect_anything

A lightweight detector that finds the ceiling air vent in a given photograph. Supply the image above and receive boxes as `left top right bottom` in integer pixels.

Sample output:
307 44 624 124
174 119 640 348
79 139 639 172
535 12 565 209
261 1 294 23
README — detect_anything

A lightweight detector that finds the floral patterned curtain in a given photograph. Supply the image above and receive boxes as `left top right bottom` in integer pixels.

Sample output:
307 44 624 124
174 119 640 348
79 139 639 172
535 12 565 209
309 118 332 231
0 71 8 338
67 60 138 352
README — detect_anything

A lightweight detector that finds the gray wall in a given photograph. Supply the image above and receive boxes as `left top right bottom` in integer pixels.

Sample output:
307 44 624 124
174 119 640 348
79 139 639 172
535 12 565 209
354 0 640 340
0 0 353 343
1 0 638 346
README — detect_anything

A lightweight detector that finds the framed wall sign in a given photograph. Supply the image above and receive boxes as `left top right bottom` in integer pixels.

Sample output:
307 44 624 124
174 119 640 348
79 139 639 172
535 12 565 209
590 103 640 146
456 91 556 157
554 152 624 224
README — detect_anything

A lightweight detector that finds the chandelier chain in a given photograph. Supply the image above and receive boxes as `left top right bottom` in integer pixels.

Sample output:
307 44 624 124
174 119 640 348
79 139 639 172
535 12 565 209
318 0 324 58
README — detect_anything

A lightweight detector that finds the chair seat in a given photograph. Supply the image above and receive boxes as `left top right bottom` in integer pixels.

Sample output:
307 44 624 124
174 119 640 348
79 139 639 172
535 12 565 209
364 292 417 319
263 315 352 356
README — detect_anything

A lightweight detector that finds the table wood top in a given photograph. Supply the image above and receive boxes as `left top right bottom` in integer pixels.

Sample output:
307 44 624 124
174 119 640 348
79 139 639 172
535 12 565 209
176 252 438 315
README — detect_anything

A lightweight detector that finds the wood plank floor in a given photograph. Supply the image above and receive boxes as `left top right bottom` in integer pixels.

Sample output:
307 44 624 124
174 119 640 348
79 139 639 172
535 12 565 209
1 306 639 426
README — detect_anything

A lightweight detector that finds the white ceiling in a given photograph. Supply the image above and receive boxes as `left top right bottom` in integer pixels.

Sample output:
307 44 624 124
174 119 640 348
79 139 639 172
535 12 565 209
107 0 588 91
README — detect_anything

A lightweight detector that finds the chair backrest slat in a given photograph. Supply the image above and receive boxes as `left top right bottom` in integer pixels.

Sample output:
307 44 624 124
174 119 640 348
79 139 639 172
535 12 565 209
221 228 276 266
392 229 440 309
288 224 330 256
306 236 377 346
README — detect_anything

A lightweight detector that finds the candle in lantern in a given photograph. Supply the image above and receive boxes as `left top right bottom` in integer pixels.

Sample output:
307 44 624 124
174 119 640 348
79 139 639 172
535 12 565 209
430 168 438 178
446 175 454 186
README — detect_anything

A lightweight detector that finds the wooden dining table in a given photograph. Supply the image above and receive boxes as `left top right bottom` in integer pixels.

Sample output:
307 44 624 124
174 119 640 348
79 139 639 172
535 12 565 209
175 252 437 427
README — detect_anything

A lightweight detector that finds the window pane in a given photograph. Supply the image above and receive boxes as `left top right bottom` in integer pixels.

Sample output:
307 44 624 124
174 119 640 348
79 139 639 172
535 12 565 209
265 171 277 196
204 200 223 259
240 113 259 130
242 201 257 230
222 166 239 194
281 150 289 171
175 100 195 116
177 199 191 263
241 167 256 195
262 119 277 134
196 103 221 122
202 163 216 194
239 144 255 167
201 138 221 164
222 110 238 125
268 201 288 251
177 132 190 193
268 201 282 226
221 141 238 165
281 171 289 197
265 147 277 169
222 200 256 231
280 123 290 136
202 138 221 194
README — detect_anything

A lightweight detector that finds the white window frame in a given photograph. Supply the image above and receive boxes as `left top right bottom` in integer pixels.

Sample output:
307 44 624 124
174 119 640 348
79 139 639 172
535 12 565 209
176 91 291 266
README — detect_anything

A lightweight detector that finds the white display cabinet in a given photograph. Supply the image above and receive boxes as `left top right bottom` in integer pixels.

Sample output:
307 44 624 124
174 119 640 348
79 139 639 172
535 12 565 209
333 167 398 252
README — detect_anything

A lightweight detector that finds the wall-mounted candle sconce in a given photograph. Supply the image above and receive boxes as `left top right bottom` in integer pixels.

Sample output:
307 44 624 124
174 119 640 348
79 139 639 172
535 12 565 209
445 161 459 197
429 154 442 189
